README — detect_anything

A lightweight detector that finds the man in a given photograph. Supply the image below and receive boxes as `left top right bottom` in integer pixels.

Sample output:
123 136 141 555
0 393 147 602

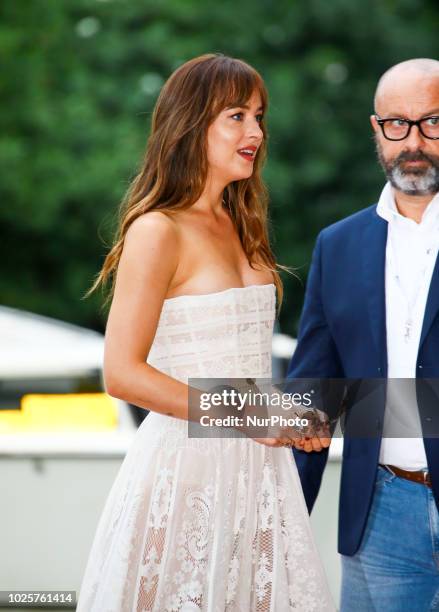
288 58 439 611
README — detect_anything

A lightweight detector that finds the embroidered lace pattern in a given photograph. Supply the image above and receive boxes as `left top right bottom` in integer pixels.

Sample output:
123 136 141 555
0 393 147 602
76 284 335 611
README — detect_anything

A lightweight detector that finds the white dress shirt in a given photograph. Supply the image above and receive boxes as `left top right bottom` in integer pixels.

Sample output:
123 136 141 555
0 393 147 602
377 182 439 470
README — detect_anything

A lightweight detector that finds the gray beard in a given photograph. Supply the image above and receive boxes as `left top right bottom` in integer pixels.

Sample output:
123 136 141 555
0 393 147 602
375 140 439 196
389 164 439 196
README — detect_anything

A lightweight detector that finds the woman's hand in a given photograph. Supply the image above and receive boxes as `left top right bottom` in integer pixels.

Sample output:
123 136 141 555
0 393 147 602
251 434 331 451
251 436 297 448
232 381 333 451
251 407 332 451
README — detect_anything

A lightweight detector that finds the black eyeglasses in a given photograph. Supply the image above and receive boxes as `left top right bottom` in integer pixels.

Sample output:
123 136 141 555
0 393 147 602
375 115 439 141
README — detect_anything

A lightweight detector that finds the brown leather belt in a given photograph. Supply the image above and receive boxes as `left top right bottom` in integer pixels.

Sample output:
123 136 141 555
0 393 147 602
381 464 431 488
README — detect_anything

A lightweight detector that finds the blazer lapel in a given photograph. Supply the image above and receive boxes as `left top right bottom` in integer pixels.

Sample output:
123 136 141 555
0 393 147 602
420 252 439 349
362 211 388 369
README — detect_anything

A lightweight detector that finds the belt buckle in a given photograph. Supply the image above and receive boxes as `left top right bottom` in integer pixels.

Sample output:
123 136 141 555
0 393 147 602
422 470 429 485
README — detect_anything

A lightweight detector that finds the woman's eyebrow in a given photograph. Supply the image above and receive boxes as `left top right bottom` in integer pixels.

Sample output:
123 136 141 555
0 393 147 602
225 104 264 111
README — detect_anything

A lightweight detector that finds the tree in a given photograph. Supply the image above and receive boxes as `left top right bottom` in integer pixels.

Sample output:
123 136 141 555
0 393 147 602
1 0 438 334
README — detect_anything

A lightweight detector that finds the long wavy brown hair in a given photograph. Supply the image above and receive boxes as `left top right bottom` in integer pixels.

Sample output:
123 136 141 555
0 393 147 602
84 53 285 310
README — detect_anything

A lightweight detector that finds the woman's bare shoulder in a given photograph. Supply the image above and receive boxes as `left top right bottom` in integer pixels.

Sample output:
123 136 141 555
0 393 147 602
120 211 181 281
126 210 179 240
124 211 181 255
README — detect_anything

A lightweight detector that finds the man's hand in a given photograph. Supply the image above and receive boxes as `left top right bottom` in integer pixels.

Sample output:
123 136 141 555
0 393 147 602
292 436 331 452
231 381 333 451
290 408 332 452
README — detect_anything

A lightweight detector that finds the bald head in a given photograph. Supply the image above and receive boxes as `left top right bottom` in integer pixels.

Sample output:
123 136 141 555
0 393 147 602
371 58 439 199
374 58 439 113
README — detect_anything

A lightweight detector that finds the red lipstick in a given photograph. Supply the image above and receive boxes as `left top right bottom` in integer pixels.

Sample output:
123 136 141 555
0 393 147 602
237 145 257 162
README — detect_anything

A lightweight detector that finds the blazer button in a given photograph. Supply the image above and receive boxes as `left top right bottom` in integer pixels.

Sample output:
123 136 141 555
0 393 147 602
377 367 381 373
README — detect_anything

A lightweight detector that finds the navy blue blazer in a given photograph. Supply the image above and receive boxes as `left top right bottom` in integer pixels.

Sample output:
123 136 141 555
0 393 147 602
287 203 439 556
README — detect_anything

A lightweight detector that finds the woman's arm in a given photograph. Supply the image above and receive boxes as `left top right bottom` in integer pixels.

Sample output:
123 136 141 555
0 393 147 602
103 211 191 420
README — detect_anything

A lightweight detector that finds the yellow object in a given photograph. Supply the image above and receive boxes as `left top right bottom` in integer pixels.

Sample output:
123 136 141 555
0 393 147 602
0 393 118 433
0 410 29 433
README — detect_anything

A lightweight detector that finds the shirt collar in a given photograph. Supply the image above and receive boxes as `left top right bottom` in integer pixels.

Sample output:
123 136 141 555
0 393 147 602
376 181 439 229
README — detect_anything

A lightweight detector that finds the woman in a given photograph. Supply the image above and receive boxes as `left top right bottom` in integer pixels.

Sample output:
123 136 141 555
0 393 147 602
77 53 334 611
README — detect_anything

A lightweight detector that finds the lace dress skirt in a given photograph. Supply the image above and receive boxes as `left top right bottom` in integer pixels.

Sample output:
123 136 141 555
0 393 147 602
76 285 335 611
77 413 335 611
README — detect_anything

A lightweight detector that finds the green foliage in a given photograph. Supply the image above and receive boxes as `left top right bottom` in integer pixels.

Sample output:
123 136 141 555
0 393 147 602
1 0 438 334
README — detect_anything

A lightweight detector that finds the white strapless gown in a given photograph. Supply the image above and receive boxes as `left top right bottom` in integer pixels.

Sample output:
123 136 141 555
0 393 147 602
76 284 335 612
